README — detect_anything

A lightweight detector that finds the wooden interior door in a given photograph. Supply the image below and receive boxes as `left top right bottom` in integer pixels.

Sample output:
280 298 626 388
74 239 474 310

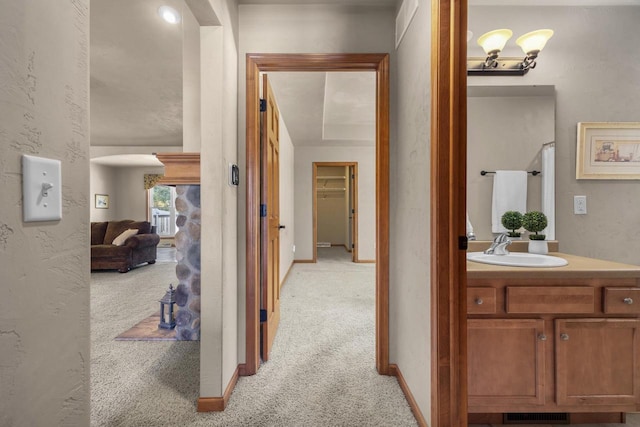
260 74 281 361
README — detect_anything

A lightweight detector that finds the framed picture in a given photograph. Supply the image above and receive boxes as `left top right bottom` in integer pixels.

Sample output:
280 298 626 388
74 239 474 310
577 122 640 179
95 194 109 209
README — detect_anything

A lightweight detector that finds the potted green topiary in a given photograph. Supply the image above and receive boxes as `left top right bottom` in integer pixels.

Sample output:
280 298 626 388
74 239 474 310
522 211 548 254
501 211 523 238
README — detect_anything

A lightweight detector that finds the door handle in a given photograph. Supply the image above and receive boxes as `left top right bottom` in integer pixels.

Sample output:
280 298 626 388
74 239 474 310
278 225 285 229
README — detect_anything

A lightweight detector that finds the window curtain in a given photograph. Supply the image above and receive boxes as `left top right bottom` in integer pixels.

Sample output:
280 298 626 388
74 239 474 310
144 174 164 190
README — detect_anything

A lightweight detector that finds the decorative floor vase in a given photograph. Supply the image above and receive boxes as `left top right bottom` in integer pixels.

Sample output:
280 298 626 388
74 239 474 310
528 240 548 254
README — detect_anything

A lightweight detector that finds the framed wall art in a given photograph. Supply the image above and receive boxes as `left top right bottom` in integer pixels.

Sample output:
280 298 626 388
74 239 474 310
95 194 109 209
576 122 640 179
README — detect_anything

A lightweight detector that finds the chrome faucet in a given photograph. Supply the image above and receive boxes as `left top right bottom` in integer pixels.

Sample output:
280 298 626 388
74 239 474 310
484 233 512 255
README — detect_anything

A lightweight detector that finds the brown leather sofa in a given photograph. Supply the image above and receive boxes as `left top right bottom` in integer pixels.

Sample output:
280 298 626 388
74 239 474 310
91 220 160 273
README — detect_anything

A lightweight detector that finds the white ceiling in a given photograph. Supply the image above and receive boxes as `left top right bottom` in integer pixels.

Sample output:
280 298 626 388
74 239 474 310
90 0 637 165
90 0 183 148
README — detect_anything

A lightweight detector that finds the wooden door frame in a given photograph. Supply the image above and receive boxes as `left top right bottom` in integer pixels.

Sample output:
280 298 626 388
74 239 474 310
244 53 390 377
431 0 468 425
312 162 359 263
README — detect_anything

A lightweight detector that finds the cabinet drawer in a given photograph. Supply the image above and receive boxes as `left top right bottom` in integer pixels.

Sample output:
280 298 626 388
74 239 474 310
507 286 595 314
468 288 497 314
604 288 640 314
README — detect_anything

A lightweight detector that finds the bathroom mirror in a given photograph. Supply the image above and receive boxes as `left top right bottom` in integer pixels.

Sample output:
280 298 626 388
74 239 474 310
466 85 556 241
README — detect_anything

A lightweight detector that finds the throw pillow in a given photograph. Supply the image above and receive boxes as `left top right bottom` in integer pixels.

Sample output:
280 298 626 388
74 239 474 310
112 229 139 246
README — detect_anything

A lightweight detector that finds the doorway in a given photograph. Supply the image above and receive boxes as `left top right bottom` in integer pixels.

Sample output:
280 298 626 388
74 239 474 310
244 53 390 376
313 162 359 263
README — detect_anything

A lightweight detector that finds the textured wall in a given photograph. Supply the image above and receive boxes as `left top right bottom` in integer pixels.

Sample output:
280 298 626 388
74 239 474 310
0 1 90 425
469 6 640 264
114 166 164 220
390 0 432 421
199 0 239 398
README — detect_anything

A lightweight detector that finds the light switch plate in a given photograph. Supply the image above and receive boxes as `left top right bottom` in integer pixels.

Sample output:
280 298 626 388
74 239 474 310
22 155 62 222
574 195 587 215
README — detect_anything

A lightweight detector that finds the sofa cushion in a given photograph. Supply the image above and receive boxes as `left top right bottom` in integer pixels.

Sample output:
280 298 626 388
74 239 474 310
104 220 151 244
91 222 108 245
112 229 139 246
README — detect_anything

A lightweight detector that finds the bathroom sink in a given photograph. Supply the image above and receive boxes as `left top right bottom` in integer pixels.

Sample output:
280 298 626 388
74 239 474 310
467 252 568 268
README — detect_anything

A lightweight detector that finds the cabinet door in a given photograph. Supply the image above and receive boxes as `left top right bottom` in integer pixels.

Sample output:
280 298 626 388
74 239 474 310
468 319 546 408
556 318 640 406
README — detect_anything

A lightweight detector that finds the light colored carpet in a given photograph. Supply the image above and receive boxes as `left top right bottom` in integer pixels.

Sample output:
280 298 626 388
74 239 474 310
91 247 418 426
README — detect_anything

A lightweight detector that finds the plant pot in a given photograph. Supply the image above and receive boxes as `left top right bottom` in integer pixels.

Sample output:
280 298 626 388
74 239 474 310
528 239 548 255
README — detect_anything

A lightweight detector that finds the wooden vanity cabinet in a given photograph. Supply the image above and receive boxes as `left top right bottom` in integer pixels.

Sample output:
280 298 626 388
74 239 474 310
468 277 640 415
555 318 640 406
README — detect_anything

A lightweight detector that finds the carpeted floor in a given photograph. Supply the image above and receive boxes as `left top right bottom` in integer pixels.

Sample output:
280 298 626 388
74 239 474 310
91 247 418 426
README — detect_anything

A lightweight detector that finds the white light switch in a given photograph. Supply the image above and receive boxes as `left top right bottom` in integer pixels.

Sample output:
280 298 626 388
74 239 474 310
22 155 62 222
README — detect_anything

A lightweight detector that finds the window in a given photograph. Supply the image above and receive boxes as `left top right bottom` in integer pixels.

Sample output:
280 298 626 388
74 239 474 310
148 185 177 236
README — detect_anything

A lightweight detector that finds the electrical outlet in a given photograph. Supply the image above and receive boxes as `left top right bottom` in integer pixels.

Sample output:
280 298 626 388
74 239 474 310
574 195 587 215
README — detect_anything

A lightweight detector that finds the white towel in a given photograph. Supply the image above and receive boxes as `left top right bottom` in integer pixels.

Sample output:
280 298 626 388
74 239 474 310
491 170 528 233
541 144 555 240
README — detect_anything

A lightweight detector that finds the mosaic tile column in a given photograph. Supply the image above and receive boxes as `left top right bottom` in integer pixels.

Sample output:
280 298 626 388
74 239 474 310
174 185 201 340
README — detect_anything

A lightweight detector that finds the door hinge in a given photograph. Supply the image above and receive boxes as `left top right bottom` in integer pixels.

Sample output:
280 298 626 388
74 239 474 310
260 309 267 322
260 99 267 112
351 209 355 214
458 235 468 251
351 174 355 179
260 204 267 217
351 243 355 249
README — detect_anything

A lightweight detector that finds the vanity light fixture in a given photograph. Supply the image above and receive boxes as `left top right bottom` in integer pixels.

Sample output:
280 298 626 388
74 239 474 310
158 5 181 24
468 28 553 76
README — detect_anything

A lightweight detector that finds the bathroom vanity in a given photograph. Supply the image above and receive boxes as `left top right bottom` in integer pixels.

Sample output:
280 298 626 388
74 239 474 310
467 252 640 422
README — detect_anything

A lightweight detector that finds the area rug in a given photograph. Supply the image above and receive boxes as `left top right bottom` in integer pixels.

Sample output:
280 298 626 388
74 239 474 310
115 313 177 341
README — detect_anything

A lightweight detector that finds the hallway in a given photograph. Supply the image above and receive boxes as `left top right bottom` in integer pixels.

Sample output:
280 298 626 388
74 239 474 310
91 247 416 426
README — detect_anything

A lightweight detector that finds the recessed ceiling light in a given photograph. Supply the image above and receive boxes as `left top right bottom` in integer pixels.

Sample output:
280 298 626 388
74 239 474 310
158 6 181 24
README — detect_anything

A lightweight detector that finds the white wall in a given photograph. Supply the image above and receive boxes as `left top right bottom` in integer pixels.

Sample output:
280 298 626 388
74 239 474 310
90 163 118 222
391 0 432 421
279 116 295 283
114 166 164 220
0 0 90 424
183 5 202 152
238 3 395 363
295 147 376 261
198 0 239 398
467 94 555 240
469 6 640 264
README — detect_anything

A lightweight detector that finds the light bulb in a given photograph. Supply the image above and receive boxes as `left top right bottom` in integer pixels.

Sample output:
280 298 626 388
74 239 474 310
477 29 513 54
516 29 554 55
158 6 181 25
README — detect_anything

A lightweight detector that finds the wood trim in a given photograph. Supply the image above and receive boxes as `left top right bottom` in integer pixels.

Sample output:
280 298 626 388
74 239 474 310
155 152 201 185
390 364 428 427
245 53 390 378
244 56 261 375
197 365 240 412
312 163 318 263
430 0 468 424
293 259 315 264
375 54 390 376
280 260 294 289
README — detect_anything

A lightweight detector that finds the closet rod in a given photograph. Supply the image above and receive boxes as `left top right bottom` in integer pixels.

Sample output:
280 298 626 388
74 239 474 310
480 170 540 176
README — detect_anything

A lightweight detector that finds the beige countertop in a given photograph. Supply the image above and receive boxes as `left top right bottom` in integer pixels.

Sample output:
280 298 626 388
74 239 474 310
467 252 640 280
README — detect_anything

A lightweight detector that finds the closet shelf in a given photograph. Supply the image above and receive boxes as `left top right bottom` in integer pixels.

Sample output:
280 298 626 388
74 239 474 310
317 188 346 192
316 176 345 180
